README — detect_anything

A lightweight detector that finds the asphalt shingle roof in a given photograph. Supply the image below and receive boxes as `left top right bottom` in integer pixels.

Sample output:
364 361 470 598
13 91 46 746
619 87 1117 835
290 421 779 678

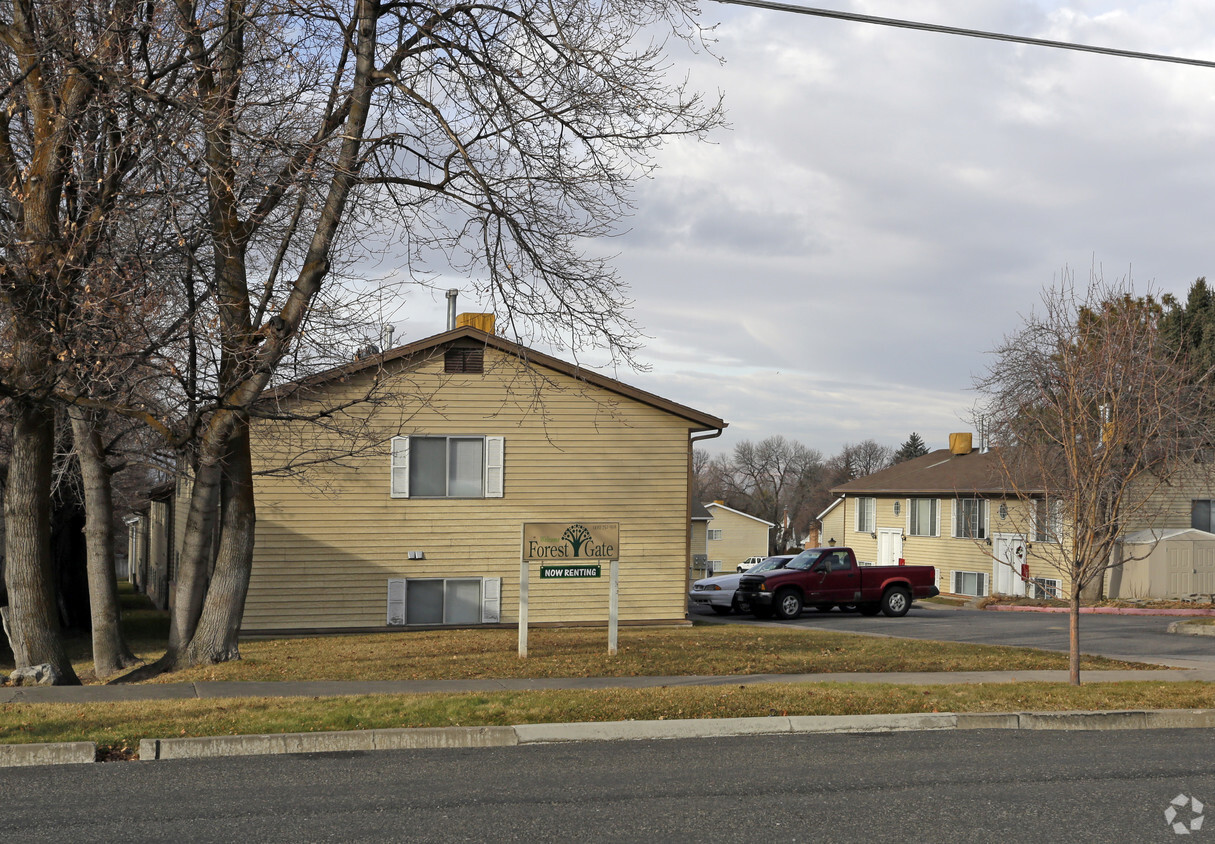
831 447 1036 496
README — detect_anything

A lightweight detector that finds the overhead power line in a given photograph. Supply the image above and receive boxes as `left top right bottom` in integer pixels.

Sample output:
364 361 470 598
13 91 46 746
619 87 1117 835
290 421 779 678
711 0 1215 69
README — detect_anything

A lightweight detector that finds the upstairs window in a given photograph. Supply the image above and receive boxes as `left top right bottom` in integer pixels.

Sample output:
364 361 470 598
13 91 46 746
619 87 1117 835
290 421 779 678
953 498 988 540
391 435 504 498
1034 499 1062 542
855 497 876 533
908 498 939 537
1192 500 1215 533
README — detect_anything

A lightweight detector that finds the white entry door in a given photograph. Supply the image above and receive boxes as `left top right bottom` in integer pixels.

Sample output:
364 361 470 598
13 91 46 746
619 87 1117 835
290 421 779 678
992 533 1028 596
877 529 903 567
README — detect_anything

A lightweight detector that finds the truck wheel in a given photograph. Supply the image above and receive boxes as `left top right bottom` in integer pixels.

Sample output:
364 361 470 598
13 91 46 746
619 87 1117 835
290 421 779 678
858 603 881 616
881 587 912 617
773 588 803 620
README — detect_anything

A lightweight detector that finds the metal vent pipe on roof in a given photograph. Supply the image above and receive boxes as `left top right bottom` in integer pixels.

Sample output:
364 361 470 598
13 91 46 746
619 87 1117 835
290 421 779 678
446 289 458 330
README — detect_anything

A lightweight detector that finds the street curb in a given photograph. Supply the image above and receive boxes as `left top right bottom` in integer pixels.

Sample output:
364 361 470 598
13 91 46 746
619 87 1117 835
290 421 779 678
138 725 517 760
0 742 95 767
1168 620 1215 637
9 708 1215 766
986 605 1215 616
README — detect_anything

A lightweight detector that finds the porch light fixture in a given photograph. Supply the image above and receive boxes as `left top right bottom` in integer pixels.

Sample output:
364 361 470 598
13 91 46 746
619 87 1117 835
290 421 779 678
871 531 877 539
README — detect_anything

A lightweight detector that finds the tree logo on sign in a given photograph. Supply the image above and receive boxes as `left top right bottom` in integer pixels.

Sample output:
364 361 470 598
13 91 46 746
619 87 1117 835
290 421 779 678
562 524 592 557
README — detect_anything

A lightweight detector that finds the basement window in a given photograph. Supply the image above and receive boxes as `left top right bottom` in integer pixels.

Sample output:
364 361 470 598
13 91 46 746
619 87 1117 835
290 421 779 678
952 570 988 597
387 577 500 625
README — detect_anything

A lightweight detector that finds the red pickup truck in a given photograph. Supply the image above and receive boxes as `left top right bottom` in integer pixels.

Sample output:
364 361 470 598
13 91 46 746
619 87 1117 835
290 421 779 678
734 547 938 619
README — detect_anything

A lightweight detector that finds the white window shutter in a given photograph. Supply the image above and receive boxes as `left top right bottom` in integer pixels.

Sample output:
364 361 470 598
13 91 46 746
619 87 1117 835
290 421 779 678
390 437 410 498
934 499 941 537
905 499 911 535
387 579 407 625
484 436 504 498
481 577 501 623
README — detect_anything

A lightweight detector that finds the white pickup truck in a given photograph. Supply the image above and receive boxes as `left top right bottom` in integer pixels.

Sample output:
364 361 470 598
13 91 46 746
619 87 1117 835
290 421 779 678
736 556 766 573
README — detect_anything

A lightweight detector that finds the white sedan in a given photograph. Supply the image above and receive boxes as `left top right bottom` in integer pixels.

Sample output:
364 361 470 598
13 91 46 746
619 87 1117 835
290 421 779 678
689 555 794 615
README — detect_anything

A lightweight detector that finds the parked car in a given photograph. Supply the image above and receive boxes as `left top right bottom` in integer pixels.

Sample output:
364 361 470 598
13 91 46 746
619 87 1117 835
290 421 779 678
690 555 795 615
735 546 939 619
736 556 767 573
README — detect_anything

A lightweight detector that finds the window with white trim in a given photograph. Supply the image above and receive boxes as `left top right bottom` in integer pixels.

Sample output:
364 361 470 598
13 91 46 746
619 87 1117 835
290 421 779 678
707 529 723 541
952 570 988 597
1033 499 1062 542
908 498 939 537
387 577 500 625
855 497 876 533
390 435 504 498
953 498 988 540
1028 577 1061 600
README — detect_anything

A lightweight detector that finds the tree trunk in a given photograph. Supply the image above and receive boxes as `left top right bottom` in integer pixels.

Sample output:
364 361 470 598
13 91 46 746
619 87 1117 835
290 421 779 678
2 400 80 684
68 407 139 678
1069 582 1081 686
166 457 222 652
181 419 256 666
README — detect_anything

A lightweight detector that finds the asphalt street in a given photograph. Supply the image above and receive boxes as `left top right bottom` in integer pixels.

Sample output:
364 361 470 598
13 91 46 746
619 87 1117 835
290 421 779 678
692 603 1215 668
3 728 1212 842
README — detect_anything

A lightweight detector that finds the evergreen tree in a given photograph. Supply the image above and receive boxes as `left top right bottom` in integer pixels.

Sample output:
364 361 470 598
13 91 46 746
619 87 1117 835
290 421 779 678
1161 278 1215 379
894 432 929 463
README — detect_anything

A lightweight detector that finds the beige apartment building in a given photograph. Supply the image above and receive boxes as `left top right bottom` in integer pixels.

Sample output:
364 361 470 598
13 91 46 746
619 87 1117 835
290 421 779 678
129 320 725 632
702 502 775 574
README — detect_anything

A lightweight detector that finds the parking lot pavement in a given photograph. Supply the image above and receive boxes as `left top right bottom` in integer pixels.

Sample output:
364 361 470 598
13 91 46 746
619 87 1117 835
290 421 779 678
690 603 1215 669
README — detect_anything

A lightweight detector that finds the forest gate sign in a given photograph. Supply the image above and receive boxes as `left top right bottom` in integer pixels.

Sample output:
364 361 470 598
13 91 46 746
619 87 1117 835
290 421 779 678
521 522 620 561
518 521 621 658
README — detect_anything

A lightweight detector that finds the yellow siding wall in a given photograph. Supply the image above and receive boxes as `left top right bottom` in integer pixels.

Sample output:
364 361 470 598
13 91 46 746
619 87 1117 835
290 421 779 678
243 349 700 631
820 500 845 549
838 495 1073 596
704 506 771 572
691 521 707 557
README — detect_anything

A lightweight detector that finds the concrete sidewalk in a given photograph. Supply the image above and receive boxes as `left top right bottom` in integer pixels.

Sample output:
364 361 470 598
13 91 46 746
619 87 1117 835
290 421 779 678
5 668 1215 767
4 666 1215 704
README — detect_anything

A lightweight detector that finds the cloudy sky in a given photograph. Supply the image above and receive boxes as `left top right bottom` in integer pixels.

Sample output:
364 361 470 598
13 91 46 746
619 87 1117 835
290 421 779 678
400 1 1215 459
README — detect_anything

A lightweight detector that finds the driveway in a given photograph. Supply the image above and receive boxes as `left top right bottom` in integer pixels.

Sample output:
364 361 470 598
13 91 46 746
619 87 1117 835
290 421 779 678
690 603 1215 669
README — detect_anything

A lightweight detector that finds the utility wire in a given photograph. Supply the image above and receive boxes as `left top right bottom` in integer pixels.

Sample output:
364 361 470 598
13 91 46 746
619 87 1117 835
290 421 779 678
711 0 1215 69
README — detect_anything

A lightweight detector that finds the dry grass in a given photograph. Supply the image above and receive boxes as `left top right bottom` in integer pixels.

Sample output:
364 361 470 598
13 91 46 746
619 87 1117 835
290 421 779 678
3 681 1213 758
151 623 1138 684
3 584 1146 685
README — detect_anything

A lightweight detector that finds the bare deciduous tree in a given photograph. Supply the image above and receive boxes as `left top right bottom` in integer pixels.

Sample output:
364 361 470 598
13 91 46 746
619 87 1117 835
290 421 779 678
974 271 1215 685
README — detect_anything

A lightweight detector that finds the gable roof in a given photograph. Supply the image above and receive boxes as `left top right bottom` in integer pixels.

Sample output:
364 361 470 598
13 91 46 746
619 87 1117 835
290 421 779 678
704 502 775 528
831 447 1036 496
270 325 726 433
